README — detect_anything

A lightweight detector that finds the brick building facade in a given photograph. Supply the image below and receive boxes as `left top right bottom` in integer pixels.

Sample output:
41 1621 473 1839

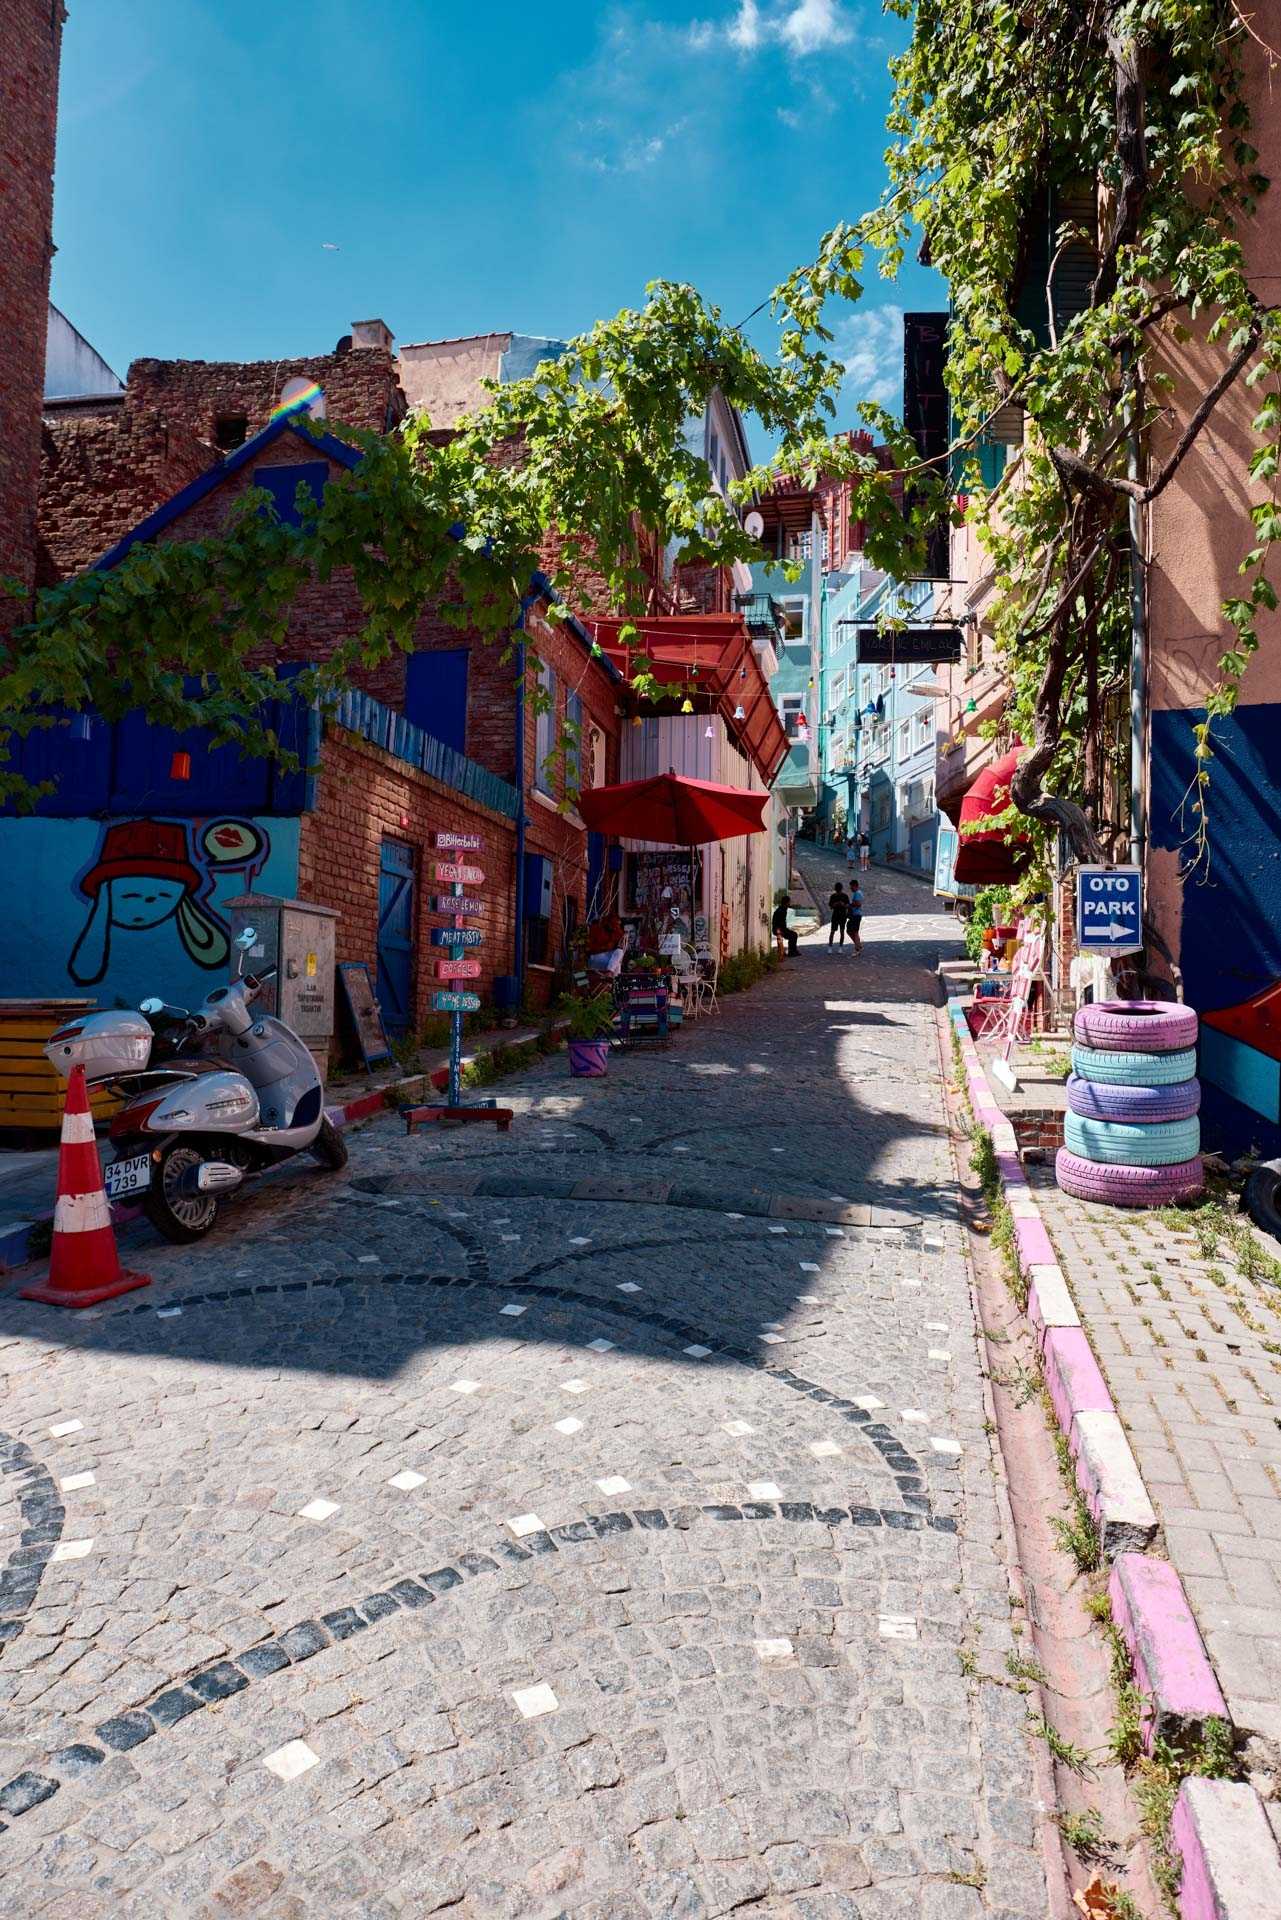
0 0 64 631
298 728 518 1035
38 323 404 582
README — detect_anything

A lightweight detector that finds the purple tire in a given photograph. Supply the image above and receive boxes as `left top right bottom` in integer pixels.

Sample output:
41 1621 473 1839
1055 1147 1204 1208
1066 1073 1200 1124
1073 999 1198 1053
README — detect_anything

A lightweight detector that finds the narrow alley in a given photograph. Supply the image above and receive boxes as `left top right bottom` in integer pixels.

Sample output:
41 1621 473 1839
0 867 1051 1917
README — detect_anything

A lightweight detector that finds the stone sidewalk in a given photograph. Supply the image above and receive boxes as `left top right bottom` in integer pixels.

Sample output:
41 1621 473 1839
1032 1171 1281 1775
0 868 1053 1917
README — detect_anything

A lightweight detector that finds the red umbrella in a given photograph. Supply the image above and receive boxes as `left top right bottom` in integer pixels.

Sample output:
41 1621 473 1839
578 773 767 845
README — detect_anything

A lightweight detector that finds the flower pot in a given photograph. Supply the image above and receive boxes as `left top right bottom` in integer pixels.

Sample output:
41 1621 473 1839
567 1039 609 1077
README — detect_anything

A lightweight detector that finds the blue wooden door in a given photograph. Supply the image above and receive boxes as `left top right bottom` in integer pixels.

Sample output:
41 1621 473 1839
376 839 416 1035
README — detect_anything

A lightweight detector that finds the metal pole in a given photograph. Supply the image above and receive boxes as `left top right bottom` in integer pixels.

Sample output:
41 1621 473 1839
448 876 464 1108
1126 358 1147 867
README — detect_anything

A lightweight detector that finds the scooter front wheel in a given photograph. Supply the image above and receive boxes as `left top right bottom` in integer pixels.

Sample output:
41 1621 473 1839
309 1116 349 1170
143 1142 221 1244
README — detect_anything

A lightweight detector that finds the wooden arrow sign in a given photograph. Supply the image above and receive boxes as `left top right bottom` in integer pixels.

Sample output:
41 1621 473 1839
432 990 481 1013
433 862 485 886
435 957 482 980
429 895 486 915
433 831 483 852
431 927 485 948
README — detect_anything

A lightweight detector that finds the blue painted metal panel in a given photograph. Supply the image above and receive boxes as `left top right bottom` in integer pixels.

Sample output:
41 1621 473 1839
2 680 312 820
376 839 416 1036
405 650 469 754
1199 1029 1281 1126
1151 701 1281 1155
254 462 328 528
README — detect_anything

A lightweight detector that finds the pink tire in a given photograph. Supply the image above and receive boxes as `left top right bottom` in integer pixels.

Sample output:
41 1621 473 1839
1066 1073 1201 1124
1073 1000 1198 1053
1055 1147 1204 1208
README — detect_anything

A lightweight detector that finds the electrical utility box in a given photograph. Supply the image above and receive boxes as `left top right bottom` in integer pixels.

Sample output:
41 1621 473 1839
225 893 340 1078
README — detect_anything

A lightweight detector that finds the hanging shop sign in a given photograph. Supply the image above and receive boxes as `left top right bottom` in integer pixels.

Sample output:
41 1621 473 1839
854 626 963 664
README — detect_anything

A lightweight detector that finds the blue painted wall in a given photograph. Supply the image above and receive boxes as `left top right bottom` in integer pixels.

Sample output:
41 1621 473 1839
0 814 300 1013
1151 702 1281 1154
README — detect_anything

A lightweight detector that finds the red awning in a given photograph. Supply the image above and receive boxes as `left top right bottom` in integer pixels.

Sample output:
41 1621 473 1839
954 746 1033 885
590 614 788 785
578 773 767 847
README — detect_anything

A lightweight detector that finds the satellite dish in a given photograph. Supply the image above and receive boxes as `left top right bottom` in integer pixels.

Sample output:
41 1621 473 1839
744 510 765 540
276 375 327 420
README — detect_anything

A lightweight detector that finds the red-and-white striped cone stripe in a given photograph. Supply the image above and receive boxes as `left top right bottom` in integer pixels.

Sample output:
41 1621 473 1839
21 1064 150 1309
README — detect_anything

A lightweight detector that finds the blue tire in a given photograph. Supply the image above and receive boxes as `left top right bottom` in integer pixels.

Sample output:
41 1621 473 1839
1067 1073 1200 1124
1071 1043 1197 1087
1064 1111 1201 1166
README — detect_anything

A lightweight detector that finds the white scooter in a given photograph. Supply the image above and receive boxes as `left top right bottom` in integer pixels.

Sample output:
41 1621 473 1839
45 927 347 1243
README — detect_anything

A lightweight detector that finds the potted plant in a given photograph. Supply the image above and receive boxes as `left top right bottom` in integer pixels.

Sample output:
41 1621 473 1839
557 994 616 1077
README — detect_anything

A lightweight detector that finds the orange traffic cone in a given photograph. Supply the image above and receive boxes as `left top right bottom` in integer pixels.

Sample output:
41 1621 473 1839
21 1066 150 1308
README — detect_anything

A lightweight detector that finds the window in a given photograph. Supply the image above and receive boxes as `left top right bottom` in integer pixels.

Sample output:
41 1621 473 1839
781 694 805 740
215 415 248 452
898 718 910 757
588 724 605 790
534 662 557 795
830 668 847 708
878 666 892 693
566 690 583 793
914 710 931 748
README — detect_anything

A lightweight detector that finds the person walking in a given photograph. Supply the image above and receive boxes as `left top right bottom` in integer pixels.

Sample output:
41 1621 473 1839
772 894 799 958
845 838 859 877
847 878 865 953
858 828 871 872
828 883 851 946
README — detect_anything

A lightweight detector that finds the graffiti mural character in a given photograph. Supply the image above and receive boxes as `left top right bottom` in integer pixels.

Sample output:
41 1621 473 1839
68 819 230 986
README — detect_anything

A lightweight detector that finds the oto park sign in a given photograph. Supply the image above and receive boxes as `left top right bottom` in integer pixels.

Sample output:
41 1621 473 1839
1076 865 1143 955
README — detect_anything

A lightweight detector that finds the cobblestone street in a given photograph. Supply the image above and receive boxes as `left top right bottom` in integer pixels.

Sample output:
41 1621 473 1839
0 863 1050 1918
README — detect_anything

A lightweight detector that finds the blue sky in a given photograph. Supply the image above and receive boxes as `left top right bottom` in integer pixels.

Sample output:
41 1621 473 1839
51 1 942 431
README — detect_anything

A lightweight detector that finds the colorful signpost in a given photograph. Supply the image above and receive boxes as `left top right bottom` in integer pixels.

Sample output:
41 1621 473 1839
403 833 513 1136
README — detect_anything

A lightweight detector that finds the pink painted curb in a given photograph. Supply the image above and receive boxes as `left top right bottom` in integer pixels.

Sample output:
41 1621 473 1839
1172 1777 1281 1920
1013 1213 1057 1269
1026 1263 1079 1346
1109 1553 1228 1746
1043 1325 1113 1426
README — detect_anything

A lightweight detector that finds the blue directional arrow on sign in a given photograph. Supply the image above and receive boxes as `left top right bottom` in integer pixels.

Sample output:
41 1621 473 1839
430 926 485 948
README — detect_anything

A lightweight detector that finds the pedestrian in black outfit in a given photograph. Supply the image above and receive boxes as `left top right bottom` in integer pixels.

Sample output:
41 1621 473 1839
847 879 864 953
828 883 851 945
772 896 799 957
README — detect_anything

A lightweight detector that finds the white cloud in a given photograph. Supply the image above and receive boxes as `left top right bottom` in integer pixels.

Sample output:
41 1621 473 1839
776 105 802 128
780 0 852 55
729 2 763 49
834 304 905 412
721 0 853 56
585 117 689 174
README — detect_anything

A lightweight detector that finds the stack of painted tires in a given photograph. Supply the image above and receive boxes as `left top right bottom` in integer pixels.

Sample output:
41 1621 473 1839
1056 1001 1205 1207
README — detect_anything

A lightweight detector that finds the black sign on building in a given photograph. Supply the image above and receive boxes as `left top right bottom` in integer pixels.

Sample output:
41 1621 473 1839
903 312 951 579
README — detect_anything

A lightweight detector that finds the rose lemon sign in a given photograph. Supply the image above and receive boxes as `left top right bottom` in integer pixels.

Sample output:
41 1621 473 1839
401 835 513 1135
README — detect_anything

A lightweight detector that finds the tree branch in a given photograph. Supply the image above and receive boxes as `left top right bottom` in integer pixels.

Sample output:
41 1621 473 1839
1091 11 1151 305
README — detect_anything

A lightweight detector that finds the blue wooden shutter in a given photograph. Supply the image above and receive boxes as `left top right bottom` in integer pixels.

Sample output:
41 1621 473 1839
404 649 470 755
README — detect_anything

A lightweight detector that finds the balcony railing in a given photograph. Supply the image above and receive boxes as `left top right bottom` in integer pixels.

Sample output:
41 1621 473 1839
734 592 786 641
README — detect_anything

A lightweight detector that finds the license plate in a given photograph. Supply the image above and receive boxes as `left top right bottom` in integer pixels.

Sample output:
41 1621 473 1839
105 1152 151 1198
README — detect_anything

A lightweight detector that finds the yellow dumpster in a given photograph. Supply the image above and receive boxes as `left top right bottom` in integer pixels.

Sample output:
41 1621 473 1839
0 1000 119 1131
